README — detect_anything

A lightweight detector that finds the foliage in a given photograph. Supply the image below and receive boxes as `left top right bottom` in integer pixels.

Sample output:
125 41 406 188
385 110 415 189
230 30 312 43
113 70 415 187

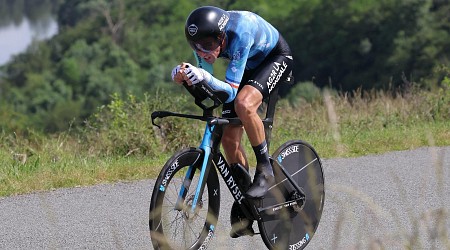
1 87 450 196
275 86 450 158
278 0 450 91
286 81 322 105
0 0 62 27
428 65 450 120
0 0 449 134
82 90 205 157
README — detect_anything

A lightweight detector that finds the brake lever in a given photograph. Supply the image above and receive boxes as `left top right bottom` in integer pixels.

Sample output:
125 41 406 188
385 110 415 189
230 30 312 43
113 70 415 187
151 112 161 129
151 111 174 129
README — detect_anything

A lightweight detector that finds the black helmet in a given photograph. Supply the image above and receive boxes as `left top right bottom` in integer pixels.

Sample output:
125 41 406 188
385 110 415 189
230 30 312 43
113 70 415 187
185 6 230 52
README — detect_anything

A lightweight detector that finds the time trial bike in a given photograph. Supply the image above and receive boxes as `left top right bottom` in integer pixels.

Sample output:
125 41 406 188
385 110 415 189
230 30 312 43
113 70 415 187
149 81 325 250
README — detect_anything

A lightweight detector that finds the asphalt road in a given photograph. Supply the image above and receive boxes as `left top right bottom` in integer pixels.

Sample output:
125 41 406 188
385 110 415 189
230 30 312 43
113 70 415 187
0 146 449 250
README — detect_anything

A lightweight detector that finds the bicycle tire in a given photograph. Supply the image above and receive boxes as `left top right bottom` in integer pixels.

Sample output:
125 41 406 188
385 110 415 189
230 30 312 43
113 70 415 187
258 140 325 250
149 148 221 250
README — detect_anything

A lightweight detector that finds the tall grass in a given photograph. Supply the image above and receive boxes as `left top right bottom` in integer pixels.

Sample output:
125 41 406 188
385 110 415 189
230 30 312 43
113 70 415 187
0 83 449 197
275 84 450 158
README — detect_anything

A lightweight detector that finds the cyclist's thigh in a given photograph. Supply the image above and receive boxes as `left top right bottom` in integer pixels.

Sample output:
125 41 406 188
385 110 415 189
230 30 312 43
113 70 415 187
246 54 293 98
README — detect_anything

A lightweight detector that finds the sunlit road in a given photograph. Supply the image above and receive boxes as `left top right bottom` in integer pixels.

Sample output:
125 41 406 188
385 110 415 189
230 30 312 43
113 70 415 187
0 146 449 249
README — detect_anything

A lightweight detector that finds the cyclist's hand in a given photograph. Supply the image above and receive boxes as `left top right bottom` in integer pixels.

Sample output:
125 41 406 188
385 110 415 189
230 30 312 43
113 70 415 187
171 64 184 84
183 63 205 85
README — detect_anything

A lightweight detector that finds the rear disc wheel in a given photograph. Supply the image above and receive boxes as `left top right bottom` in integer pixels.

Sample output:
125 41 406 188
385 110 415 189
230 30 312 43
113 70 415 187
258 140 325 250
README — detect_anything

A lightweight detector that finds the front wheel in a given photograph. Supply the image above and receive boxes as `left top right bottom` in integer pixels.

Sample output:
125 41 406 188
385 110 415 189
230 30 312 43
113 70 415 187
149 148 221 250
258 140 325 250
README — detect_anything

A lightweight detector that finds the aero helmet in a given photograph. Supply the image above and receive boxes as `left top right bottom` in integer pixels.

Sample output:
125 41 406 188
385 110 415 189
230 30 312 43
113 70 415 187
185 6 230 52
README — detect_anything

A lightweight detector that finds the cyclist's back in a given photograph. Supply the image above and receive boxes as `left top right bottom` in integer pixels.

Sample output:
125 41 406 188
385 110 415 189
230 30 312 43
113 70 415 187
195 10 290 94
219 11 279 76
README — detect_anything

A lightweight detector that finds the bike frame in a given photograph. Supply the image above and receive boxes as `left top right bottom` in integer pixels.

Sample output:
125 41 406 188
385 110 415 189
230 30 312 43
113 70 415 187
150 80 325 250
167 118 307 225
175 123 215 214
171 119 259 223
152 85 307 222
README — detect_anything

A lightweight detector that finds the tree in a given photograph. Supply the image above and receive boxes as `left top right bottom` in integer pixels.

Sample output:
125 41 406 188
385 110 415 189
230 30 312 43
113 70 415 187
79 0 126 44
1 0 449 133
278 0 450 91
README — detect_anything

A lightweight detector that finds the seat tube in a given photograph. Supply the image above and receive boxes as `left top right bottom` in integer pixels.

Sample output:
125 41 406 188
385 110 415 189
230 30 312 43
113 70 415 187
264 88 278 151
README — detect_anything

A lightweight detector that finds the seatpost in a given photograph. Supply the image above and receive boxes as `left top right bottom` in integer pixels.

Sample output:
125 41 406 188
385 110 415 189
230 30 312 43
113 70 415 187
263 88 279 151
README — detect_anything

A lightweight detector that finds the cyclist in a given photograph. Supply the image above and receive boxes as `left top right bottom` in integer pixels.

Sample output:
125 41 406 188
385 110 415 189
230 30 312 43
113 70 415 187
171 6 293 237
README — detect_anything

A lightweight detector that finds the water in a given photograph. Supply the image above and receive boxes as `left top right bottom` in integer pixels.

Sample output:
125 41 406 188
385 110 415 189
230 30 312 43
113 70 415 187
0 1 58 66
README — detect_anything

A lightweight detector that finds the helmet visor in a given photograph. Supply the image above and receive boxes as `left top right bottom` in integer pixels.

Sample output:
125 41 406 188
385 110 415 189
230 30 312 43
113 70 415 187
188 37 220 53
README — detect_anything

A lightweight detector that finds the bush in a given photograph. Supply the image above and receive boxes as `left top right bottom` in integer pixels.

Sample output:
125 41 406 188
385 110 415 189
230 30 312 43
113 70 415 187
428 75 450 121
82 90 205 157
286 81 322 105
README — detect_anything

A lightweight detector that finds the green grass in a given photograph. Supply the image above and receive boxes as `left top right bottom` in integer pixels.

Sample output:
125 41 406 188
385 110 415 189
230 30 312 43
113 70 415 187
0 86 449 197
0 151 170 197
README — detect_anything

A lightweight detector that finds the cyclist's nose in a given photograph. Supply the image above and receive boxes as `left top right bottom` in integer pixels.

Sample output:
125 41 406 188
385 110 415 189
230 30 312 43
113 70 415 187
197 50 208 59
197 51 207 58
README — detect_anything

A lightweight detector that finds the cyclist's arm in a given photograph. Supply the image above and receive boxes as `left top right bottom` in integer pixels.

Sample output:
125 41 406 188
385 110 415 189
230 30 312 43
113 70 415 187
193 51 238 103
224 33 253 87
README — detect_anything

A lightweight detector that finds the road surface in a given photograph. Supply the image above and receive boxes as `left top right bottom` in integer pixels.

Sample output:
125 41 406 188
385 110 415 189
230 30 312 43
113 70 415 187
0 146 449 249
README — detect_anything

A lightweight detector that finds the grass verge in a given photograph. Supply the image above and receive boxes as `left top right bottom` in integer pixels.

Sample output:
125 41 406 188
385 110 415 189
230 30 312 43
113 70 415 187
1 86 449 197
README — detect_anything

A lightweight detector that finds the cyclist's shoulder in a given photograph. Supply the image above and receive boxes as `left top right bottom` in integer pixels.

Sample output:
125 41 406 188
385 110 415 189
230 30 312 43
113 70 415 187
227 10 262 20
225 11 277 41
224 11 264 45
226 11 265 29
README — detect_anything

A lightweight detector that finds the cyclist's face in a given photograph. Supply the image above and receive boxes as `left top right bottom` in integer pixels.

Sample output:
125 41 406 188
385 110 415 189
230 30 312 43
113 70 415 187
196 46 221 64
190 37 222 64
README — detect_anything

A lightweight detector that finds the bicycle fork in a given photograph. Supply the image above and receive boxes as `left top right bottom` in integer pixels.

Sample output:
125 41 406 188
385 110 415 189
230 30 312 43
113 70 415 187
175 124 215 214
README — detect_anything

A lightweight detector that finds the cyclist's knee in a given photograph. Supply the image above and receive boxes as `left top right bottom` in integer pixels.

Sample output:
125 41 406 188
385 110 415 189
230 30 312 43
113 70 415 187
234 87 262 118
235 97 259 119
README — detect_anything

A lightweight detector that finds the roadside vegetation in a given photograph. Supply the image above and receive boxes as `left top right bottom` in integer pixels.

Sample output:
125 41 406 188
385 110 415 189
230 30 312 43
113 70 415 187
1 78 449 197
0 1 448 248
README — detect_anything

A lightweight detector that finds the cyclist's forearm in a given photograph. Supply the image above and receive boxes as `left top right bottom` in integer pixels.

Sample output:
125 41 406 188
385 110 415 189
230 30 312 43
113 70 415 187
203 72 237 103
194 50 237 103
